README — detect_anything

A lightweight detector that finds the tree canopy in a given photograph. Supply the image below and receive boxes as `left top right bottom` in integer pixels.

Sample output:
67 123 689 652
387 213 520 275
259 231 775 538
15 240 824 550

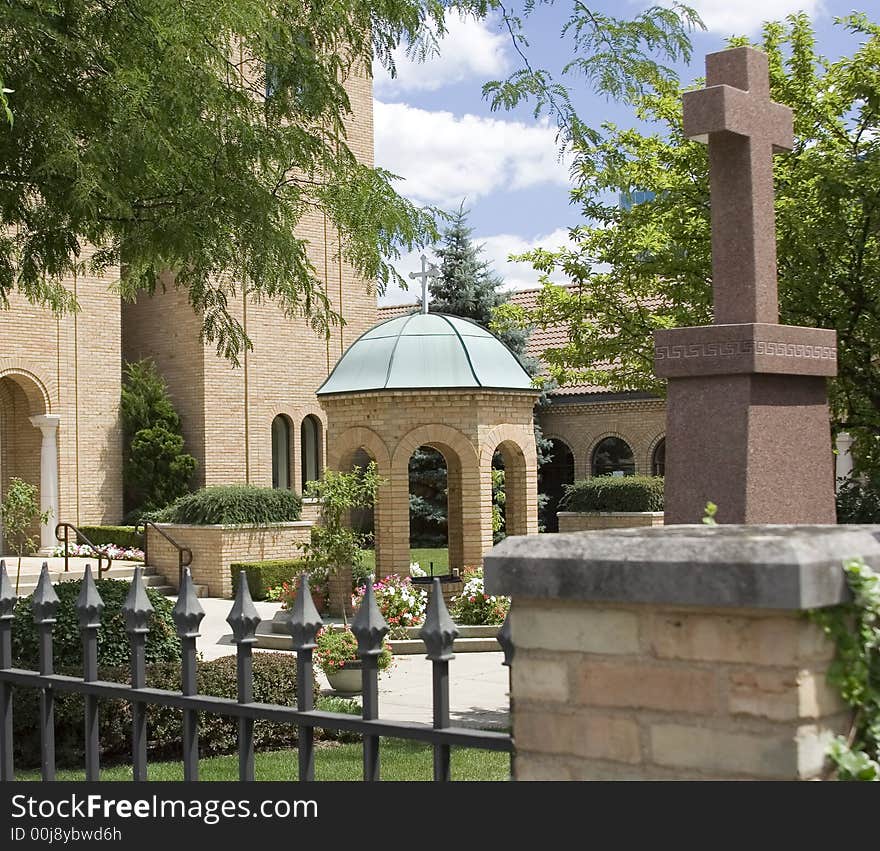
492 13 880 472
0 0 463 361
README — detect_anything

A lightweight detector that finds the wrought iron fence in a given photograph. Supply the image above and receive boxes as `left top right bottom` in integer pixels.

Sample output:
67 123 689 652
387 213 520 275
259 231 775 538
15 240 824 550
0 562 513 782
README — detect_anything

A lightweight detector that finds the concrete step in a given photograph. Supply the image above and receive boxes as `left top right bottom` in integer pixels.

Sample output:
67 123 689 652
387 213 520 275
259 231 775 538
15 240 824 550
269 609 499 639
6 565 206 599
258 617 500 655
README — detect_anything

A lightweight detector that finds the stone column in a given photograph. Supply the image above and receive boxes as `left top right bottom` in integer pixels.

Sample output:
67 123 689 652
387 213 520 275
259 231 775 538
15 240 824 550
485 525 879 780
29 414 62 554
835 432 854 486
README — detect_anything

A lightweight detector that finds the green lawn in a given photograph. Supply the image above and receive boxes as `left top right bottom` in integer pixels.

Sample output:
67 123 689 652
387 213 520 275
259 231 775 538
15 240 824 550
16 739 509 781
361 548 449 575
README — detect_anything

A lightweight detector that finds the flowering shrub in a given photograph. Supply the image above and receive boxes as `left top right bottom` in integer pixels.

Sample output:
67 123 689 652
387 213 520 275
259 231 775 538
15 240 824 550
51 543 144 562
409 562 426 578
314 628 392 675
267 570 329 613
352 574 427 639
451 567 510 625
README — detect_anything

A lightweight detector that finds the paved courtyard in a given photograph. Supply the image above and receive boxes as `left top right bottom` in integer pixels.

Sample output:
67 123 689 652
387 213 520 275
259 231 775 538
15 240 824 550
197 596 510 729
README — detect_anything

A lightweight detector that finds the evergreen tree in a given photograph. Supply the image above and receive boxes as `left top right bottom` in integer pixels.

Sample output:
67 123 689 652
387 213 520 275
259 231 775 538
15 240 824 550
408 206 554 546
121 359 197 518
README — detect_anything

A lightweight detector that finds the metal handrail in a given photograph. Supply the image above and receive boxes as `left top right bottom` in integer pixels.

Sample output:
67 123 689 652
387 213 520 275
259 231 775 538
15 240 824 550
135 520 193 589
54 523 112 578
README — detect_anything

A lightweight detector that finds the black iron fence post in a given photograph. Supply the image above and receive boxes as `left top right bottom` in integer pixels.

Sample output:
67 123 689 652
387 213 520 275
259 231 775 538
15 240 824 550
352 583 389 782
32 563 59 781
123 566 153 781
227 572 261 782
173 568 205 782
497 609 515 778
287 574 322 782
0 561 15 781
421 578 459 782
77 566 104 781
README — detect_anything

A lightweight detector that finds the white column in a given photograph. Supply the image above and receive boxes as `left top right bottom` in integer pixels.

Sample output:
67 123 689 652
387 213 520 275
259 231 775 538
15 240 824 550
835 431 854 490
29 414 61 553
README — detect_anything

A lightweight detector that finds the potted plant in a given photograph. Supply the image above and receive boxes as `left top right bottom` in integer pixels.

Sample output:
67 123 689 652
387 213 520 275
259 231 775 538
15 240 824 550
314 627 392 695
269 568 330 614
301 462 384 617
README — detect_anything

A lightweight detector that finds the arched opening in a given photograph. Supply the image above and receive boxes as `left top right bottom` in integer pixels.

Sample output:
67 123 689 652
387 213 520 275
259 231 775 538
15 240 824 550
300 415 322 491
538 438 575 532
408 445 452 575
492 440 530 540
0 372 53 553
652 438 666 477
271 415 291 489
592 436 635 477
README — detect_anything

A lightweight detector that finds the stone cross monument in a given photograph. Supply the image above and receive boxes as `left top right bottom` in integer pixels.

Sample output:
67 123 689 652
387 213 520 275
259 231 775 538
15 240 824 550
654 46 838 523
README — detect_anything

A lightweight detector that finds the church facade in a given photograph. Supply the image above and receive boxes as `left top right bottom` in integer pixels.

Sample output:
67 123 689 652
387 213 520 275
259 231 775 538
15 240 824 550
0 72 375 549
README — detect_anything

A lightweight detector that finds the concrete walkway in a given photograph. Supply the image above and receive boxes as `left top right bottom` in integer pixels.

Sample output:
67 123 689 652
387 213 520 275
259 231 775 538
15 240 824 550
196 596 509 730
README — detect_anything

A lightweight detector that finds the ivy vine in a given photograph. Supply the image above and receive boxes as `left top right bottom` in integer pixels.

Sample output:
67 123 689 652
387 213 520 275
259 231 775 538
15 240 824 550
809 558 880 781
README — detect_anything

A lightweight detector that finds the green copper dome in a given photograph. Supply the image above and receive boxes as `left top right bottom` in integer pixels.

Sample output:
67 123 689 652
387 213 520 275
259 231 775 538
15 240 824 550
317 312 535 396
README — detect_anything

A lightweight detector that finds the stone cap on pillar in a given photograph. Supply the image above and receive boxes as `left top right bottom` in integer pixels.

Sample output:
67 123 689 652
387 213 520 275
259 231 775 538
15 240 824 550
484 525 880 610
654 324 837 379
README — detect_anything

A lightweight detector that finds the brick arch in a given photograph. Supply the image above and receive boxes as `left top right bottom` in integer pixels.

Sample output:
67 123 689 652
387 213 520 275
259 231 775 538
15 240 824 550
391 424 477 475
0 360 54 414
587 431 637 477
479 423 537 469
647 432 666 476
328 425 391 473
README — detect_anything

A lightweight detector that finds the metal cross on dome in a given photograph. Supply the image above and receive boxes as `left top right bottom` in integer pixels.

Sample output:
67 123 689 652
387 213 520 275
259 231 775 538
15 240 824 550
409 254 439 315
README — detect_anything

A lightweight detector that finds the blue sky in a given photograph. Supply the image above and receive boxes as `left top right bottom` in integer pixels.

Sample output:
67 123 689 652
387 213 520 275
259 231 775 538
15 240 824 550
374 0 871 303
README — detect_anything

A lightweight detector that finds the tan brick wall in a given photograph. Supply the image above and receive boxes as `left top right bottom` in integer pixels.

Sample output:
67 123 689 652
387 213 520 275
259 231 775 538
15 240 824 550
0 247 123 536
147 521 313 598
510 597 848 780
122 72 377 498
539 399 666 479
557 512 665 532
321 389 539 577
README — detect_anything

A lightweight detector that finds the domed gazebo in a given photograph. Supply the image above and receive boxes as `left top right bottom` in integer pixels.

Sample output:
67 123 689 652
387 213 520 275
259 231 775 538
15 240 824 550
317 310 540 579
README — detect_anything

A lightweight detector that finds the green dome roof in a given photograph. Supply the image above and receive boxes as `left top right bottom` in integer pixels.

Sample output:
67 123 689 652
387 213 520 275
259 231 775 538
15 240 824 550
317 312 535 396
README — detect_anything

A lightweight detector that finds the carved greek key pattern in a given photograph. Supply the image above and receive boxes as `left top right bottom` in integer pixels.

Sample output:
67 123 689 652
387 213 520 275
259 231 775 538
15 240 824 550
655 340 837 360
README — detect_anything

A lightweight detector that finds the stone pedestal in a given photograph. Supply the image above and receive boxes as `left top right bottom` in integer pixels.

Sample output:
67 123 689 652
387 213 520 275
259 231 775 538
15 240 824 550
655 323 837 524
485 525 880 780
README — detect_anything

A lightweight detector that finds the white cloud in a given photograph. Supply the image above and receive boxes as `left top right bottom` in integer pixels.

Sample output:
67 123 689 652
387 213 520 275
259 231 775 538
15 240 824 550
379 228 575 306
373 11 510 94
374 101 569 207
686 0 823 35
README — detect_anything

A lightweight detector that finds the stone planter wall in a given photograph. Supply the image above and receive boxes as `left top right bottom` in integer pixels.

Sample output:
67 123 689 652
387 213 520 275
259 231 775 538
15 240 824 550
300 499 321 524
557 511 664 532
147 521 314 598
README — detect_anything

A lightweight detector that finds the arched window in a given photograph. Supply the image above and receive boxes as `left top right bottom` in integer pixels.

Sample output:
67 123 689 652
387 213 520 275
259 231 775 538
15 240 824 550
652 438 666 477
271 416 291 489
301 415 322 491
591 437 635 477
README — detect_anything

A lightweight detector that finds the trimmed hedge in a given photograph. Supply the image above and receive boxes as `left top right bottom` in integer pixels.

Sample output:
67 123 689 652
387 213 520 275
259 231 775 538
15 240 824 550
76 525 143 550
154 485 302 526
12 578 179 670
12 653 318 769
231 558 308 601
560 475 665 513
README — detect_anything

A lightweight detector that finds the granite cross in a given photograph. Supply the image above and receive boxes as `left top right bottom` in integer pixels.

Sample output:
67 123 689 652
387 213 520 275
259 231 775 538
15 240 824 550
409 254 439 314
682 46 794 326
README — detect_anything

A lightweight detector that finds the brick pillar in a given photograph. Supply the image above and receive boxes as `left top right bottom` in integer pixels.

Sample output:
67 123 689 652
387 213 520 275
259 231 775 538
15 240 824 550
485 525 880 780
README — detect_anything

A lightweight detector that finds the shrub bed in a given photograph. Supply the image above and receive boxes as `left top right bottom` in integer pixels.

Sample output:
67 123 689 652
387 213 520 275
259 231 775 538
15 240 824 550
560 475 664 513
231 558 309 601
76 525 143 550
154 485 302 526
450 567 509 625
11 578 179 670
12 653 317 769
837 474 880 523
